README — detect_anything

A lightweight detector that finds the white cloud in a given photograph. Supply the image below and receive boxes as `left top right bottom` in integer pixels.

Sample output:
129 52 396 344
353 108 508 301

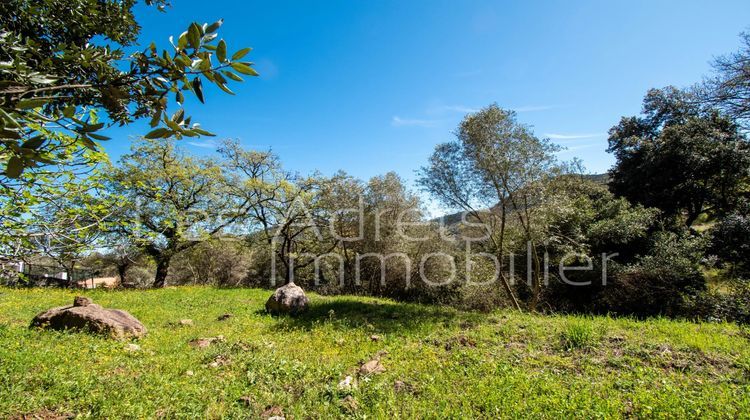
513 105 555 112
544 133 605 140
391 116 438 127
187 139 219 149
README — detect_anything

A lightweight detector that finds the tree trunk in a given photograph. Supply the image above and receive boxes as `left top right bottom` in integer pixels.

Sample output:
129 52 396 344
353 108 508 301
116 262 130 284
153 256 171 288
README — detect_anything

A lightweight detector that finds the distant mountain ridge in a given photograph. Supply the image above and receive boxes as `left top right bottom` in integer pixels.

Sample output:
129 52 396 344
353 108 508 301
434 173 610 225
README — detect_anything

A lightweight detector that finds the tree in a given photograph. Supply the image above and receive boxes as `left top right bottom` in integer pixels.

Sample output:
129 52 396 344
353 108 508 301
700 31 750 129
107 138 248 287
18 165 112 284
0 0 257 178
0 119 112 264
418 104 562 311
219 140 334 285
608 87 750 227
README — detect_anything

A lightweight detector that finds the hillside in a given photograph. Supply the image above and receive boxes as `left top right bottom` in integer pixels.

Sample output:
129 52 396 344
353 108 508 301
0 287 749 418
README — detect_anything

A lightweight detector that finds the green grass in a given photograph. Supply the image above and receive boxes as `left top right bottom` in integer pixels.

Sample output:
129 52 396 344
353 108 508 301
0 287 749 418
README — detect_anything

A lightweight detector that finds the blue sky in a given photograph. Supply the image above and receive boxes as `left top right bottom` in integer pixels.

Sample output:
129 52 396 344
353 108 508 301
105 0 750 192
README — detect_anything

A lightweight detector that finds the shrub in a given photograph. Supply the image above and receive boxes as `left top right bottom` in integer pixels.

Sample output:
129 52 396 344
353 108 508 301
710 213 750 278
597 231 707 317
688 282 750 324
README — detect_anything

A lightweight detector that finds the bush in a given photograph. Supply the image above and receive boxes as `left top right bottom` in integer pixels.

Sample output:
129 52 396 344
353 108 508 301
597 231 707 317
710 213 750 277
122 265 155 288
688 282 750 324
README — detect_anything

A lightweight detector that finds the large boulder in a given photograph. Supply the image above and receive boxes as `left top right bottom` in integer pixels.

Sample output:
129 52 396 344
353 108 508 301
265 282 309 315
30 296 147 340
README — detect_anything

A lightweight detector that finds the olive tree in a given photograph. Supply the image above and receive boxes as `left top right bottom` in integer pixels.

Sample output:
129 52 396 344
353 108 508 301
107 138 251 287
418 104 562 311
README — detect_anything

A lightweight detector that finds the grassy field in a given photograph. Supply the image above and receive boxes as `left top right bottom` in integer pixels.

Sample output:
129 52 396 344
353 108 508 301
0 287 749 418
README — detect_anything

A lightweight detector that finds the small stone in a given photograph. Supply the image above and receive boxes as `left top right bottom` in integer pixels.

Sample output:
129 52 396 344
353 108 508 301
73 296 93 307
394 380 406 392
338 375 355 391
179 319 193 326
457 335 477 347
188 335 224 349
341 395 358 412
370 334 381 342
124 343 141 352
206 354 230 368
359 359 385 375
217 313 233 321
185 370 194 376
260 405 284 419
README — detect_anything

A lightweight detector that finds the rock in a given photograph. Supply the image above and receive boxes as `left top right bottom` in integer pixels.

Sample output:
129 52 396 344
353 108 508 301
341 395 358 413
260 405 284 419
185 370 195 377
265 282 309 315
338 375 356 391
370 334 381 342
207 354 230 368
73 296 93 307
30 297 146 340
217 313 233 321
359 358 385 375
179 319 193 326
394 380 406 392
124 343 141 352
394 380 417 394
188 335 225 349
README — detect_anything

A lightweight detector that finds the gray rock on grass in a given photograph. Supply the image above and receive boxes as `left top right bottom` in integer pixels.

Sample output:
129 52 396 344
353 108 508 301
30 296 146 340
265 282 309 315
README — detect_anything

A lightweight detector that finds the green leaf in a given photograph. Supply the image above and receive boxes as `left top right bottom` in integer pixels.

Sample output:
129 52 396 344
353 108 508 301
0 108 21 128
62 105 76 118
80 136 98 150
192 78 205 103
217 40 227 63
144 128 171 139
149 111 162 128
172 109 185 123
187 23 201 49
215 82 234 95
230 62 258 76
21 135 45 149
87 133 111 141
231 47 252 60
0 128 21 139
192 127 216 136
17 98 51 109
177 31 188 50
81 122 105 133
5 156 23 178
222 70 243 82
206 19 224 34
